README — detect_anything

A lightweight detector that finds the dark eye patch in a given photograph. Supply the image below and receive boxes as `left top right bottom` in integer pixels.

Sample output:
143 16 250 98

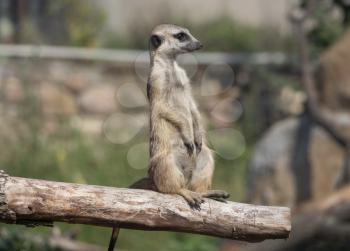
173 32 188 42
150 35 162 49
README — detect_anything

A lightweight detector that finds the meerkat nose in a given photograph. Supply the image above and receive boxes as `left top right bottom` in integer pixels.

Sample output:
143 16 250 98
196 41 203 49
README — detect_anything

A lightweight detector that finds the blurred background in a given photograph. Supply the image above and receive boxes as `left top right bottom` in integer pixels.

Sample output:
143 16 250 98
1 0 350 250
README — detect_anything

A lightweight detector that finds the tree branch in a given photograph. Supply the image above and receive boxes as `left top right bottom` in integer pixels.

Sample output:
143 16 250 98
243 185 350 251
0 170 291 241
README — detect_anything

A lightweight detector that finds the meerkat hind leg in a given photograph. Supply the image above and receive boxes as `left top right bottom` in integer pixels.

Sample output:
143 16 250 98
151 155 204 209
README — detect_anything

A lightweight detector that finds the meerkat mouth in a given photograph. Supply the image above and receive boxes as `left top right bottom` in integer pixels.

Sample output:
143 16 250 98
185 41 203 52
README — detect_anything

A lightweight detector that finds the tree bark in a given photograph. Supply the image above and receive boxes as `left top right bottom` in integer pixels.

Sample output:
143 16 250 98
0 170 291 241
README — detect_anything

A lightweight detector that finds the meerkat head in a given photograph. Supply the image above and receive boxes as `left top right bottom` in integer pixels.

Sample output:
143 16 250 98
149 24 202 57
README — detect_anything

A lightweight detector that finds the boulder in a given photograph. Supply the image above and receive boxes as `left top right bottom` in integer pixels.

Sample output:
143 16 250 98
3 76 24 103
64 73 90 94
78 84 118 115
39 82 77 117
247 117 344 207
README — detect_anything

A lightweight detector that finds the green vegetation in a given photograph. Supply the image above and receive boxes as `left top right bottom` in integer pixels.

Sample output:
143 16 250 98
0 131 247 250
0 228 54 251
188 17 292 52
16 1 106 46
7 2 295 52
0 86 248 251
103 16 294 52
306 2 345 55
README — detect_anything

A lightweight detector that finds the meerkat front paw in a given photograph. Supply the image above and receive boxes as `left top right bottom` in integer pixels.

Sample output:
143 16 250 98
188 192 204 210
179 189 204 210
184 141 195 156
194 133 202 154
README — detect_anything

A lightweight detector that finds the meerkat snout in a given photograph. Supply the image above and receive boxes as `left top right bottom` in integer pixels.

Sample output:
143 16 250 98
149 24 202 56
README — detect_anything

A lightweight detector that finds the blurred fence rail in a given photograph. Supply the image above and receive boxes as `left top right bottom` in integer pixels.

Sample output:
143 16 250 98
0 44 290 66
0 44 296 138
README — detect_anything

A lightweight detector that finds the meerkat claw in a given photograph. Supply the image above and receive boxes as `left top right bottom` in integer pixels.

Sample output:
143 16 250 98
195 141 202 154
184 142 194 155
190 199 203 210
188 192 205 210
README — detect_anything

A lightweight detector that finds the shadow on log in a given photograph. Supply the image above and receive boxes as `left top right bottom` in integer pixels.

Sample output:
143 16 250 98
0 170 291 241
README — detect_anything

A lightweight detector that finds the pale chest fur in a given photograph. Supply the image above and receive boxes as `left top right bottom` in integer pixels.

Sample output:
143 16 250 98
170 63 191 103
150 60 193 110
173 62 190 87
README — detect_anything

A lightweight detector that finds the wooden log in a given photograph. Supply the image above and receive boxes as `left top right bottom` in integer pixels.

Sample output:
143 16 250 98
0 170 291 241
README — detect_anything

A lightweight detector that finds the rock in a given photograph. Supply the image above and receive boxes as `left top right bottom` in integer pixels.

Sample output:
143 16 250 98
102 113 147 144
247 116 344 207
38 82 77 117
49 61 99 94
71 115 104 135
245 31 350 208
64 73 90 94
201 63 235 96
116 82 147 108
78 84 118 114
49 61 71 83
210 98 242 125
278 86 306 115
318 31 350 110
3 76 24 103
200 79 223 97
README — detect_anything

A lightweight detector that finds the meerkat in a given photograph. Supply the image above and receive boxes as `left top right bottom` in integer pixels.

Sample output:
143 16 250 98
108 24 229 251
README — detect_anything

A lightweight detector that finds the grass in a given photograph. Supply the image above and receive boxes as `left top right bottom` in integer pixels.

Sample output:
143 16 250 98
0 114 249 251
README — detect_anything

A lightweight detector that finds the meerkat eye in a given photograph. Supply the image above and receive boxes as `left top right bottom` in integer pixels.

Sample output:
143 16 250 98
174 32 188 42
150 35 162 49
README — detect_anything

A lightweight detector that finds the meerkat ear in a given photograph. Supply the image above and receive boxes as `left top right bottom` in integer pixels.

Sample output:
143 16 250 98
150 35 162 49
